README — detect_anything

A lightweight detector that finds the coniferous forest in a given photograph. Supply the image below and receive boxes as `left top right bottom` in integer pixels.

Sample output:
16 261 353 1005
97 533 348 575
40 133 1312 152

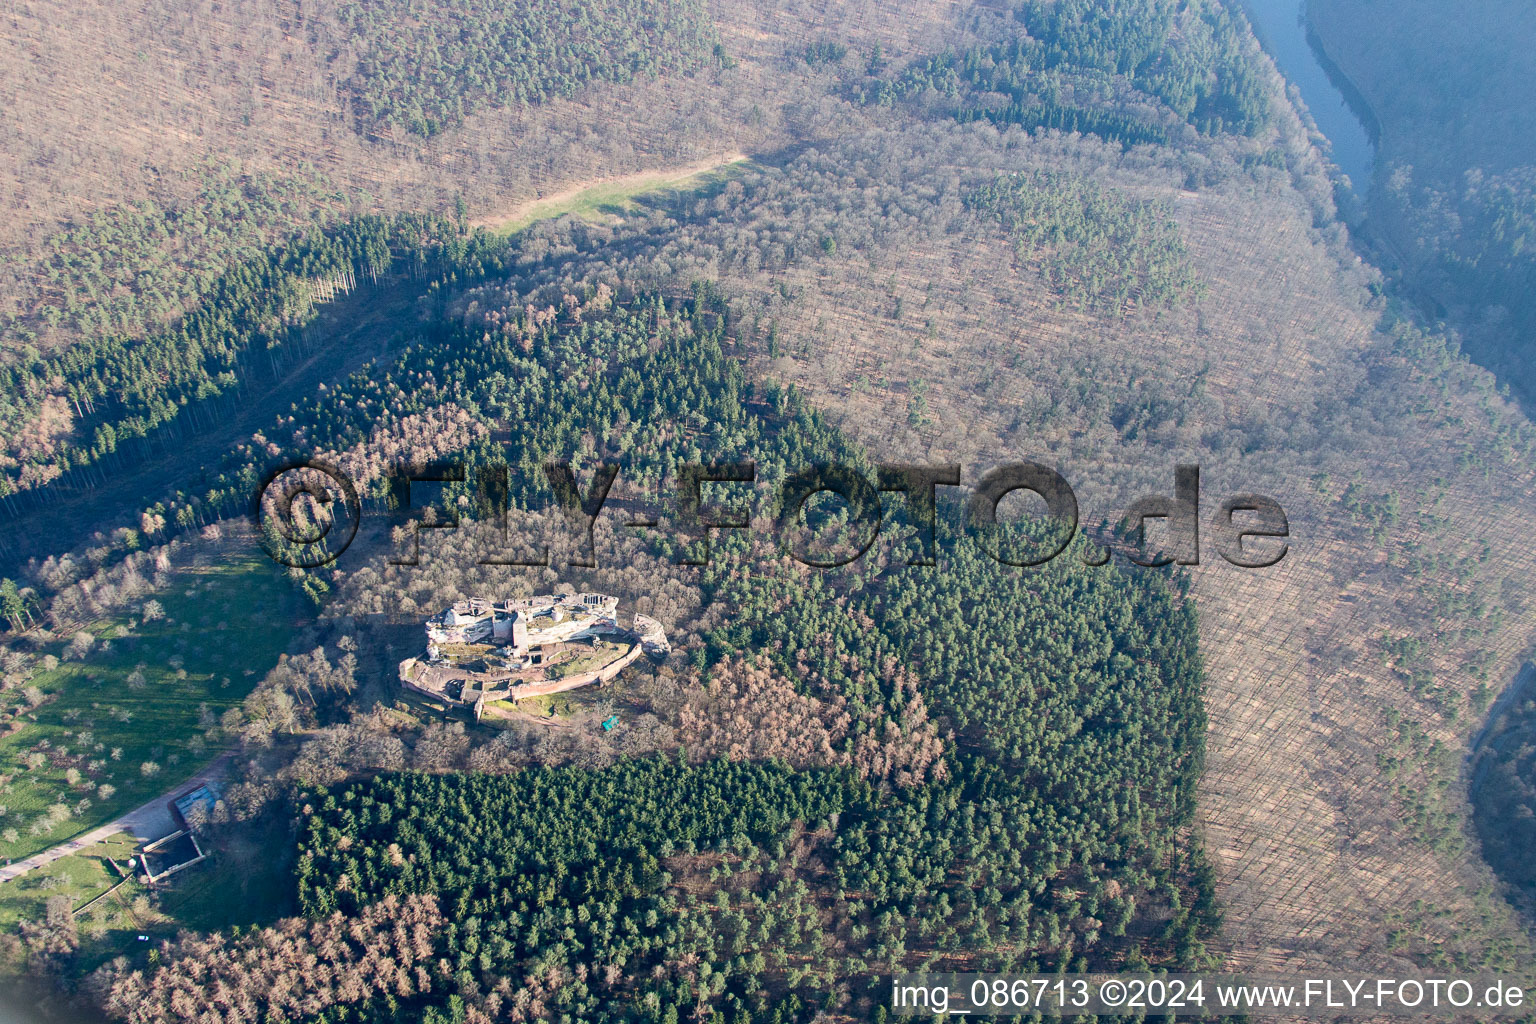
6 0 1536 1015
76 281 1214 1024
851 0 1269 146
338 0 721 138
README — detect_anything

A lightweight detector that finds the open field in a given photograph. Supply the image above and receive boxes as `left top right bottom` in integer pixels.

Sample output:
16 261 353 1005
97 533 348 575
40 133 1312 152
0 832 154 976
475 153 754 235
0 557 303 863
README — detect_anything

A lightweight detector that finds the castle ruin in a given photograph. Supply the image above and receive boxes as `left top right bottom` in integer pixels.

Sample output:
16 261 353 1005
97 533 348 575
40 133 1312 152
399 592 669 718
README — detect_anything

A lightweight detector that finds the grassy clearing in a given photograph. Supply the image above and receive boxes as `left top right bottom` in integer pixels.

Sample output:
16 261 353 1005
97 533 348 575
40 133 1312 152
0 833 138 934
0 823 294 978
551 639 630 679
487 671 634 723
0 557 304 862
492 693 566 718
0 832 154 975
477 153 754 236
487 690 591 720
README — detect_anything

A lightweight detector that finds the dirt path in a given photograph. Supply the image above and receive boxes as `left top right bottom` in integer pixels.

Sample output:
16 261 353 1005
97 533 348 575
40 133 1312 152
0 278 419 580
472 152 750 234
0 753 233 885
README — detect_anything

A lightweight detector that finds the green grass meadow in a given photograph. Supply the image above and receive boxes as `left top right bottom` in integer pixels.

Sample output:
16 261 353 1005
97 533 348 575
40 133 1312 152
0 832 158 976
487 156 755 236
0 557 304 864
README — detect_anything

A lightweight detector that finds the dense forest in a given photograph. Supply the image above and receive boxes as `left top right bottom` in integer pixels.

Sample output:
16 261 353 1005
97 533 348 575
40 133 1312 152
966 170 1201 314
338 0 722 138
0 214 508 503
71 248 1214 1022
123 283 863 574
1306 0 1536 411
1382 168 1536 406
0 70 1233 527
0 116 1207 565
1472 667 1536 907
851 0 1269 146
0 160 348 351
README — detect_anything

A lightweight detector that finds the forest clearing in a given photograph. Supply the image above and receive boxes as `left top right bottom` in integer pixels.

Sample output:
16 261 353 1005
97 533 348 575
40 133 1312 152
474 152 754 235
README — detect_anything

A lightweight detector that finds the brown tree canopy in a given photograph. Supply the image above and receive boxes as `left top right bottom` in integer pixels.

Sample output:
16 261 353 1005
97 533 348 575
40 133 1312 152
92 893 444 1024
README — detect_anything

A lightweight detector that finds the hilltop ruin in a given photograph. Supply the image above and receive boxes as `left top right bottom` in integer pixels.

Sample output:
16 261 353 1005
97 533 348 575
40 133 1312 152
398 593 669 718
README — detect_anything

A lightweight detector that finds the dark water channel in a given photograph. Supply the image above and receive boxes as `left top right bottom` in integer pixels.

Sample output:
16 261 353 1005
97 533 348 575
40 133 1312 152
1243 0 1377 191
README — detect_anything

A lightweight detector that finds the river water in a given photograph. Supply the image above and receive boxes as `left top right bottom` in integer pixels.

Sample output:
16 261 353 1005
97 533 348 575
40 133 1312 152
1242 0 1377 191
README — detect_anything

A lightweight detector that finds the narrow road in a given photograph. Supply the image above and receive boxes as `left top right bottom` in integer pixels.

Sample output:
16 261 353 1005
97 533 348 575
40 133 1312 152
0 753 233 885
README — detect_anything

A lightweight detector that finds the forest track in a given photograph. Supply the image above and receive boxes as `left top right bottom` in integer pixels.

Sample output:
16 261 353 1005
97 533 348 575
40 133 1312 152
0 280 426 580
